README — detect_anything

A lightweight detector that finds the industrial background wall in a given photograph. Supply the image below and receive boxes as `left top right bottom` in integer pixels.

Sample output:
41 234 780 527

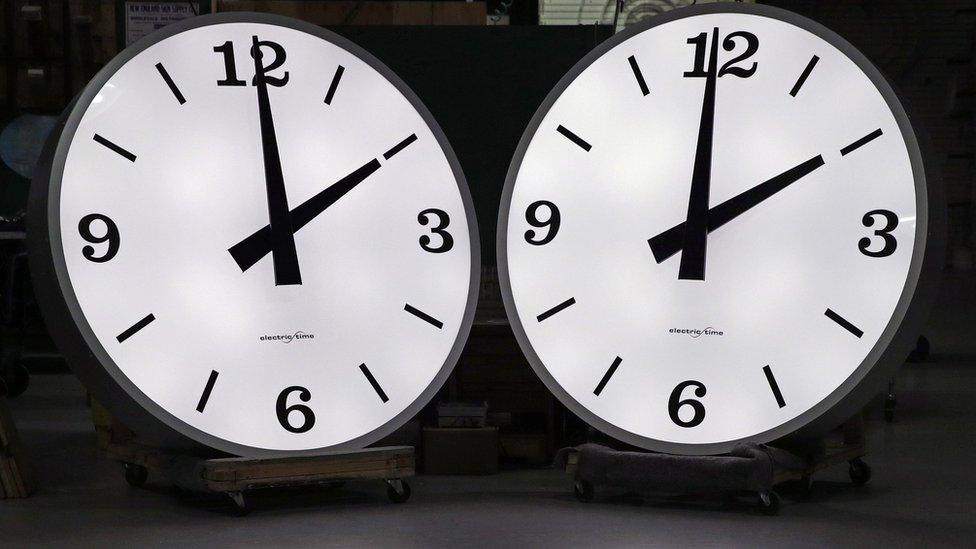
766 0 976 269
1 1 974 265
328 25 613 264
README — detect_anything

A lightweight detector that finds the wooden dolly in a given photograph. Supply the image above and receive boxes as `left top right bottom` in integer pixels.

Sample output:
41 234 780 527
770 414 872 494
95 403 413 515
106 441 414 515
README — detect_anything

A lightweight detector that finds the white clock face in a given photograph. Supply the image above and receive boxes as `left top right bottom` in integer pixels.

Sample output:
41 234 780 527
50 17 477 453
500 6 925 453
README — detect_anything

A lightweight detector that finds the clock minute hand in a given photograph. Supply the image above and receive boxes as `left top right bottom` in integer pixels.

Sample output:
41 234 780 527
253 36 302 286
229 158 382 272
648 154 825 263
678 27 721 281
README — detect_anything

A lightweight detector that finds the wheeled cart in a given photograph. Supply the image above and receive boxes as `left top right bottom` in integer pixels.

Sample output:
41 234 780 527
561 415 870 515
108 441 415 515
93 400 415 514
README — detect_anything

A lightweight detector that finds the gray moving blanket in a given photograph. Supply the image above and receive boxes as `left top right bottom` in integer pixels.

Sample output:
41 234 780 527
559 443 808 494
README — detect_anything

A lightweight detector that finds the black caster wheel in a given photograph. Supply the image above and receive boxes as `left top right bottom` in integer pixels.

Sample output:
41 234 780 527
123 463 148 487
758 491 780 515
573 480 594 503
228 491 249 516
849 458 872 485
386 479 411 504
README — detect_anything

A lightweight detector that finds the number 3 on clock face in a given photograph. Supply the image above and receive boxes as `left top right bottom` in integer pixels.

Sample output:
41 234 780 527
499 4 938 454
31 14 479 455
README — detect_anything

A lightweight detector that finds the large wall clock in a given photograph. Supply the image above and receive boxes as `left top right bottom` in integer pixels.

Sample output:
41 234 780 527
498 3 942 455
29 13 479 456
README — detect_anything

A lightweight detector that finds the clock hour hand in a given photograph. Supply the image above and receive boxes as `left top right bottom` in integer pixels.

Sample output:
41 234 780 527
648 154 825 263
229 158 382 272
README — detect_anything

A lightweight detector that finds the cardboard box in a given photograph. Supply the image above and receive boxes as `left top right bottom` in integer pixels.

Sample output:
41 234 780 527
499 432 549 465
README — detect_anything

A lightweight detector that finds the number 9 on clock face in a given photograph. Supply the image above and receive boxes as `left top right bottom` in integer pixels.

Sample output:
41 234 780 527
498 4 939 454
30 14 479 455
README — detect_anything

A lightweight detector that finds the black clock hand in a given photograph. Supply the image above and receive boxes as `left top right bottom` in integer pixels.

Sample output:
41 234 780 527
253 36 302 286
229 158 382 272
648 154 825 263
678 27 720 281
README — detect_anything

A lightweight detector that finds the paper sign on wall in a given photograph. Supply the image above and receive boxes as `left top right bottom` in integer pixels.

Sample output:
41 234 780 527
125 2 198 46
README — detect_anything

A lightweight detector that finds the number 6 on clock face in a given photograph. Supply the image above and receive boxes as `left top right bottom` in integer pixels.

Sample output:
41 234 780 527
30 14 479 455
498 4 939 454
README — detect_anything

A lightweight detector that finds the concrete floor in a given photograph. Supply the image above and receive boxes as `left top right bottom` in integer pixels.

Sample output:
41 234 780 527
2 274 975 547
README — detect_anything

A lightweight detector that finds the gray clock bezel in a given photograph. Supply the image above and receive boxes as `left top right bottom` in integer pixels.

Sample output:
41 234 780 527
29 12 481 457
496 2 944 455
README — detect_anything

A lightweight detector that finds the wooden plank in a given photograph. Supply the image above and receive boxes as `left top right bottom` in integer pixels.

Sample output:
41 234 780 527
104 442 170 472
204 465 411 491
432 2 486 25
206 445 411 465
393 1 435 25
204 449 414 482
0 398 31 498
215 454 413 477
206 458 392 482
106 440 413 494
10 457 28 498
216 0 399 23
772 414 866 484
204 464 413 490
215 1 485 25
0 455 30 499
0 398 18 450
202 454 414 491
0 457 14 498
206 458 398 482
